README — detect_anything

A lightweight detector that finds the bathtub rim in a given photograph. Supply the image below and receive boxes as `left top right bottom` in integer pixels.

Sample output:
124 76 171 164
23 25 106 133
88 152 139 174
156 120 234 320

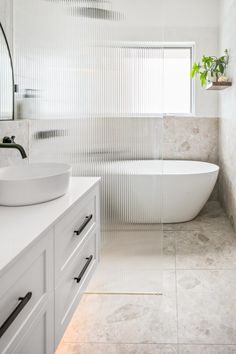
93 160 219 176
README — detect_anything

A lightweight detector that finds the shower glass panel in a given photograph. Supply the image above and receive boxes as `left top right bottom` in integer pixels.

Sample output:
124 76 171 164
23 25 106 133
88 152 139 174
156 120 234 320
13 0 165 295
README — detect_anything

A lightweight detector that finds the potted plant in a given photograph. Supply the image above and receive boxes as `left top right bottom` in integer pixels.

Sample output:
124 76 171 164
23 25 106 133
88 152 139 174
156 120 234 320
191 49 229 87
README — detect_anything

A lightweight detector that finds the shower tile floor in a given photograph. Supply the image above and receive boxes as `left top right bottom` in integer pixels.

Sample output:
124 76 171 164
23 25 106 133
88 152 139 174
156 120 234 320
56 202 236 354
86 230 173 294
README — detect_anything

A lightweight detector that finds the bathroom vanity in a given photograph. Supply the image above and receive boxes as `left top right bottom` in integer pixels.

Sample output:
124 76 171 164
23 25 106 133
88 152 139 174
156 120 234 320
0 177 100 354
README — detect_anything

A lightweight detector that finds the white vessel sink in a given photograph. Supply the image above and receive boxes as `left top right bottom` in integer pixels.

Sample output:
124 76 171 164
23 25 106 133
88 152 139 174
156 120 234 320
0 163 72 206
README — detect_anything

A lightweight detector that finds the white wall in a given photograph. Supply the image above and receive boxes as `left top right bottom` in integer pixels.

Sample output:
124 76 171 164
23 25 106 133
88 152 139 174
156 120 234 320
111 0 220 28
0 0 13 49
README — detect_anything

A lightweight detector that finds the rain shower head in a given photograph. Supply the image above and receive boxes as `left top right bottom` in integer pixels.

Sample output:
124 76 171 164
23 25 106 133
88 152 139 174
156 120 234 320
69 6 124 20
76 0 110 2
43 0 124 21
44 0 109 2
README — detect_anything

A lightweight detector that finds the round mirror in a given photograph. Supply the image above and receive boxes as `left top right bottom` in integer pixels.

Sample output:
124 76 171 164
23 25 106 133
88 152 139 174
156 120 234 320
0 22 14 120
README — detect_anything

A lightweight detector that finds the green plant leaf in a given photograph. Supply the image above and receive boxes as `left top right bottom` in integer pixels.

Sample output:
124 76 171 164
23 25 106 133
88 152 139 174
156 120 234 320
191 62 201 78
219 63 224 74
200 72 207 87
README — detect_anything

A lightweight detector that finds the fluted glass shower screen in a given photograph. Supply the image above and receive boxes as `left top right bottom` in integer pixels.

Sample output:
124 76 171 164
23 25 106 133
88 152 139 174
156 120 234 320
25 44 165 227
13 0 165 294
13 0 165 228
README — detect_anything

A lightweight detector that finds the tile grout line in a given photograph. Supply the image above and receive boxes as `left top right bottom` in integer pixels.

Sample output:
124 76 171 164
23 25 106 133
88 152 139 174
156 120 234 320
175 268 236 271
61 340 236 346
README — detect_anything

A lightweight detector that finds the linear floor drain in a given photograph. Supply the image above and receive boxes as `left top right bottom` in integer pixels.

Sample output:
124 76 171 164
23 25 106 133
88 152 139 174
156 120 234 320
84 292 163 296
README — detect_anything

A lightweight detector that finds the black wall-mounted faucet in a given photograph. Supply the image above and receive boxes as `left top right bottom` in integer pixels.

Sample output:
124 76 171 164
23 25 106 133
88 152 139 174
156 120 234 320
0 136 27 159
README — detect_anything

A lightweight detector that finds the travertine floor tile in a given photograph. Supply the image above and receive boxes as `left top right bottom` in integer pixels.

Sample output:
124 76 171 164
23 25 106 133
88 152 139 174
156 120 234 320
63 271 177 344
55 342 117 354
178 344 236 354
86 268 164 294
164 202 231 232
87 231 175 294
99 231 175 271
174 229 236 269
116 344 177 354
177 270 236 344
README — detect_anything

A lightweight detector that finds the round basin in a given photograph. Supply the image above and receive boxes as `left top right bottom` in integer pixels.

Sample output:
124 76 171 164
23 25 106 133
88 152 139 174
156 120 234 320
0 163 72 206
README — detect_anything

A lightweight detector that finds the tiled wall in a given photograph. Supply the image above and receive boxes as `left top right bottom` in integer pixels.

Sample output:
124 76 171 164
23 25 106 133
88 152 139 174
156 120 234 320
0 116 218 165
28 117 218 164
163 117 218 164
219 0 236 227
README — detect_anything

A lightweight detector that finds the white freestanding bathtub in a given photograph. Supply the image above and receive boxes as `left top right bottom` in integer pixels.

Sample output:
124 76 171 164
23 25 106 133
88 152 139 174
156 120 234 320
102 160 219 223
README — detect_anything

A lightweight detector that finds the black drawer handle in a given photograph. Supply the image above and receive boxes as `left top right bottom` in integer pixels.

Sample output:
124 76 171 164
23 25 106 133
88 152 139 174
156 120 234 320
74 214 93 236
74 255 93 283
0 292 32 338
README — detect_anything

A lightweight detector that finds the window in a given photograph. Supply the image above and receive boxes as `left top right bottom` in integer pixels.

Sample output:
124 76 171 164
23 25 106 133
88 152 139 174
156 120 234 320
119 45 193 115
80 43 194 116
163 47 193 114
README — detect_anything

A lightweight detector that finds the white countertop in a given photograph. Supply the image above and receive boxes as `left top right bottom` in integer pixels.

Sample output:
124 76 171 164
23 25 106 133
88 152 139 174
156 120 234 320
0 177 100 277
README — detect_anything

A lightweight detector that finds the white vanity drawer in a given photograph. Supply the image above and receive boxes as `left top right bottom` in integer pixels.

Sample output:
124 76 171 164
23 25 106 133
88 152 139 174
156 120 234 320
55 188 98 284
10 296 54 354
55 230 98 346
0 229 53 354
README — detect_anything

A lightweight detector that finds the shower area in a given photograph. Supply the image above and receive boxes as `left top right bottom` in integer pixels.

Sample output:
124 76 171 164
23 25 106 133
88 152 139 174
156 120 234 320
13 0 168 294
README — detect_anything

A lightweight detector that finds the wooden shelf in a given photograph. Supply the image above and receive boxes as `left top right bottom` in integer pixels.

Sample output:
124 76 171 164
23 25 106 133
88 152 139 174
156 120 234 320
205 81 232 90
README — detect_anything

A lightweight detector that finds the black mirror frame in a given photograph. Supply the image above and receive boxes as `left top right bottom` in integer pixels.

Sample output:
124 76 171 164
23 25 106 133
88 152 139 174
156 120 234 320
0 22 15 121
